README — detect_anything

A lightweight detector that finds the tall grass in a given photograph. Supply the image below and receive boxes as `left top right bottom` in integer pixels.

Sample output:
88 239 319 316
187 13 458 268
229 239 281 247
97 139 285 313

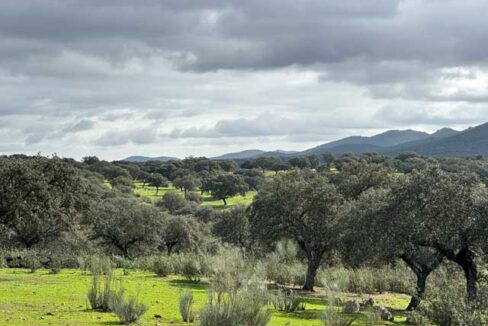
179 291 195 323
110 289 147 324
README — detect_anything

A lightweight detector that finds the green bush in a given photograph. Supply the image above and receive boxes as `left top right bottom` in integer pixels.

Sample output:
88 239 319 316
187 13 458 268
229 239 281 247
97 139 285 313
271 289 305 312
414 283 486 326
24 253 41 273
179 291 195 323
321 305 354 326
318 267 350 292
88 256 113 276
152 256 173 277
181 256 204 283
110 289 147 324
199 290 271 326
87 272 115 312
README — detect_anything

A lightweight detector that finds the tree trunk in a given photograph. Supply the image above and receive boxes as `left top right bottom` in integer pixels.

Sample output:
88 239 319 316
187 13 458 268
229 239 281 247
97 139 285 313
407 270 428 310
457 251 478 302
444 247 478 302
303 257 320 291
222 198 227 205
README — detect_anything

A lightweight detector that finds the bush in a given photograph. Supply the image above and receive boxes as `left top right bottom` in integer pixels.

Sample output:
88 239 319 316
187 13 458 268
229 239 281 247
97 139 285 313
414 283 486 326
199 290 271 326
318 267 350 292
321 305 355 326
24 253 41 273
186 191 203 203
179 291 195 323
152 256 173 277
271 289 305 312
181 255 206 283
48 257 62 274
87 272 115 311
88 256 113 276
110 289 147 324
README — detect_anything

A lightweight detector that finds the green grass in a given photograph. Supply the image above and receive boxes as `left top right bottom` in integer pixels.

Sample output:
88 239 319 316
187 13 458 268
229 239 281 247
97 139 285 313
0 269 410 325
133 182 256 209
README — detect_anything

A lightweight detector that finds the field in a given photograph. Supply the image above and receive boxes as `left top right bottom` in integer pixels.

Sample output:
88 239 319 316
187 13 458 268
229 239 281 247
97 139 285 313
133 182 255 208
0 268 410 325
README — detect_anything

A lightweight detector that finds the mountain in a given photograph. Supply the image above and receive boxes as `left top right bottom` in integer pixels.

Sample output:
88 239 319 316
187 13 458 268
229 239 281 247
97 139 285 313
430 128 460 139
123 155 179 162
213 149 299 160
299 130 430 156
212 150 266 160
386 123 488 157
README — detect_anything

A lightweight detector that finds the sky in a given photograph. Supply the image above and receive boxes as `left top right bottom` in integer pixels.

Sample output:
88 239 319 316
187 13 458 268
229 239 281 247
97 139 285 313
1 0 488 161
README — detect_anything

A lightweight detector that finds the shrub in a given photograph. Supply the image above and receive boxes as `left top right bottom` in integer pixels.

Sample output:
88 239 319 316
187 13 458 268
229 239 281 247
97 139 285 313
88 256 113 276
181 256 204 283
271 289 305 312
151 256 174 277
210 247 250 295
48 257 62 274
321 305 355 326
24 253 41 273
318 267 350 292
199 290 271 326
186 191 203 203
110 289 147 324
414 283 486 326
348 269 375 294
87 272 115 311
179 291 195 323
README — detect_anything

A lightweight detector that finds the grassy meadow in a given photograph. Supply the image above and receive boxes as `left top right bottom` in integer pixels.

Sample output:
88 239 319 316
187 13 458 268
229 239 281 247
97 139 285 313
0 268 410 325
133 181 256 208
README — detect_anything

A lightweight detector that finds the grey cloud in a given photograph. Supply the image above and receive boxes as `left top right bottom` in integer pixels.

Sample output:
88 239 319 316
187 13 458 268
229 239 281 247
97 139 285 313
2 0 488 159
95 128 157 146
167 113 387 139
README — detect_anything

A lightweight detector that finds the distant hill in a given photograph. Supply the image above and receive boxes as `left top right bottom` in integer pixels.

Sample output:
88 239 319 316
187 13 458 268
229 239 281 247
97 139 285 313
299 129 430 156
212 150 266 160
122 123 488 162
123 155 179 162
213 149 299 160
385 123 488 157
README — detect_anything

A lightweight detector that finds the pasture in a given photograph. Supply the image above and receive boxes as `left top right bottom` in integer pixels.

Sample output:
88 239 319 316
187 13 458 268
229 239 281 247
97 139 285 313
0 268 410 325
133 182 255 208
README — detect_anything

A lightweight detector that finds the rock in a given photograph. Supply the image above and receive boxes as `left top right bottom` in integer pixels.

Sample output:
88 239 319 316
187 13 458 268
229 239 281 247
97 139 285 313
343 300 360 314
379 306 394 321
154 314 162 319
360 298 374 307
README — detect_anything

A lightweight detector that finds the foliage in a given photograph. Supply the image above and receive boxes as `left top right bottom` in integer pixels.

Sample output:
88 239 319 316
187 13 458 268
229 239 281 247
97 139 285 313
203 173 249 205
179 290 195 323
250 170 345 290
87 272 115 311
199 289 271 326
271 289 305 312
110 289 148 324
90 197 163 258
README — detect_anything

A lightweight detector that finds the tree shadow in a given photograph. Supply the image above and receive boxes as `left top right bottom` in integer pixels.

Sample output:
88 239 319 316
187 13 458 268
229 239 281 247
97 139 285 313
168 278 209 290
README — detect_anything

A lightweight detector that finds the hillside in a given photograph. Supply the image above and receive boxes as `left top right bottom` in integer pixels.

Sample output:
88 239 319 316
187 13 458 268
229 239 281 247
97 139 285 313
212 149 266 160
123 155 179 162
298 129 429 156
387 123 488 157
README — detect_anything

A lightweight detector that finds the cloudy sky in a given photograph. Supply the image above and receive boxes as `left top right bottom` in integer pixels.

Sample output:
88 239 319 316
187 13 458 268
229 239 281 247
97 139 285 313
1 0 488 160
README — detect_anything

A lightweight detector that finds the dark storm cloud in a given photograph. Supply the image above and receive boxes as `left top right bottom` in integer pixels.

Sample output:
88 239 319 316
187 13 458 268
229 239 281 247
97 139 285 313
2 0 487 73
1 0 488 159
